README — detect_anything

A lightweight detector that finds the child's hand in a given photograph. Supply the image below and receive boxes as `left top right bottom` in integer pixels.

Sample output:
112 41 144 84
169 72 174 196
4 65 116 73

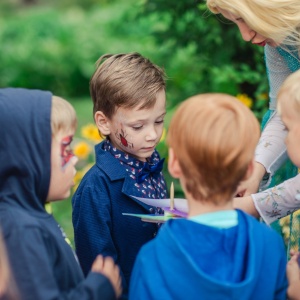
287 251 300 300
92 255 122 299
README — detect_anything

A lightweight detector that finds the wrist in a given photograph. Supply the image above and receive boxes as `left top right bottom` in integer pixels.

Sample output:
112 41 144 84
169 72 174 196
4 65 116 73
253 162 267 182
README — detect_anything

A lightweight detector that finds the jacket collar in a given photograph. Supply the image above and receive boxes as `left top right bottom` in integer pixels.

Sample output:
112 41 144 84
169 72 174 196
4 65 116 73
95 141 159 210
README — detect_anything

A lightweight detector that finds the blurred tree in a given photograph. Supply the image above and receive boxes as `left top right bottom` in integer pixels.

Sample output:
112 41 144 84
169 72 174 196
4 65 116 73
0 0 268 117
0 0 117 11
22 0 37 5
131 0 268 108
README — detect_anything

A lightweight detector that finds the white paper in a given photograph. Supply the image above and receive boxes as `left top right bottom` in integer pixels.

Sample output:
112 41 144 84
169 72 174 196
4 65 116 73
131 196 189 213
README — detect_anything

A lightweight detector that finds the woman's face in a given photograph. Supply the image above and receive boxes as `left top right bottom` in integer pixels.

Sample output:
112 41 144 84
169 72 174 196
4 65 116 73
217 7 278 47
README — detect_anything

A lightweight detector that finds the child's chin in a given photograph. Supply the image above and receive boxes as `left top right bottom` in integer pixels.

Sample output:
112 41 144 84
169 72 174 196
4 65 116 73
49 191 71 202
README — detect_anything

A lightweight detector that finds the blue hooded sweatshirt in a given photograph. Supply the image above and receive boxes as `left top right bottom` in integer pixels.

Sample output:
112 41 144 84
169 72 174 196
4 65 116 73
0 88 116 300
129 210 287 300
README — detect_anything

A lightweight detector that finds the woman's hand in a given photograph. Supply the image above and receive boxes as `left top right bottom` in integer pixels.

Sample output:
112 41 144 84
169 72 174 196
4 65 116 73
233 196 260 218
236 162 266 197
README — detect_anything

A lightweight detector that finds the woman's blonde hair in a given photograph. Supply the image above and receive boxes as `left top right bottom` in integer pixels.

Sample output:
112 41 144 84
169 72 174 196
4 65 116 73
51 96 77 136
206 0 300 49
167 93 260 204
278 69 300 114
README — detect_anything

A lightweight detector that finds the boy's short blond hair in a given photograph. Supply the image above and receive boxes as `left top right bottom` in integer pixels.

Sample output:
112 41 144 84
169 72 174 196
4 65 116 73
90 52 166 119
51 96 77 135
167 93 260 204
278 69 300 114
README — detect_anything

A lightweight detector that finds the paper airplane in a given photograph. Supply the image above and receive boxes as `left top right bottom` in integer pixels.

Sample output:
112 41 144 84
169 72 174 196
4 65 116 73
131 195 188 216
122 195 188 223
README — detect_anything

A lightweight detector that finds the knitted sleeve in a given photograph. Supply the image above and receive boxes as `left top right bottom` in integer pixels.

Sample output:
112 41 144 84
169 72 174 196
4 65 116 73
252 174 300 225
255 45 293 186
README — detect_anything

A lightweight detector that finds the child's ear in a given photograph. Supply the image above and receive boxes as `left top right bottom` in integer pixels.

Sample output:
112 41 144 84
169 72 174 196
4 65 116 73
94 111 111 136
243 158 255 181
168 148 182 178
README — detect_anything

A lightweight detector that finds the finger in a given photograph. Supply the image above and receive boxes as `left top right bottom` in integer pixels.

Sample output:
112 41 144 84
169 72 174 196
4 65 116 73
91 255 104 272
96 254 104 265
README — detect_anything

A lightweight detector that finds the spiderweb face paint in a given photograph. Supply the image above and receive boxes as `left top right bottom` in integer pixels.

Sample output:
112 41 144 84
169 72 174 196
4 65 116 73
60 136 74 168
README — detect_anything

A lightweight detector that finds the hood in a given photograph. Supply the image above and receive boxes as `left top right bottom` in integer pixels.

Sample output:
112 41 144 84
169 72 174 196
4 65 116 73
146 211 278 299
0 88 52 214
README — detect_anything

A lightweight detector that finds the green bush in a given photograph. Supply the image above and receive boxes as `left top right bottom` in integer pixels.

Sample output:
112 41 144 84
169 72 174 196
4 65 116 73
0 0 269 121
0 2 144 96
134 0 269 118
0 0 270 245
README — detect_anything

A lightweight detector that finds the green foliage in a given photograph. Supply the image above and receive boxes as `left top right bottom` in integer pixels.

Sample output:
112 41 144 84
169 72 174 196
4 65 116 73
0 0 269 119
0 2 141 97
1 0 272 242
133 0 269 114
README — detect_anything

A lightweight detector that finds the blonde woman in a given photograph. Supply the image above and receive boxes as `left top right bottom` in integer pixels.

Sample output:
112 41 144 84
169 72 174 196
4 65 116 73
206 0 300 225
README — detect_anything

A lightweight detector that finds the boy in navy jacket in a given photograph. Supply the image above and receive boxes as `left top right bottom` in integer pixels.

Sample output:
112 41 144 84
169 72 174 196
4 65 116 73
72 53 168 298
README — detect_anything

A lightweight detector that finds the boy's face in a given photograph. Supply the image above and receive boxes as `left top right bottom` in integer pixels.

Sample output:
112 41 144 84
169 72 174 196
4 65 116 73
280 98 300 167
47 130 78 202
108 89 166 161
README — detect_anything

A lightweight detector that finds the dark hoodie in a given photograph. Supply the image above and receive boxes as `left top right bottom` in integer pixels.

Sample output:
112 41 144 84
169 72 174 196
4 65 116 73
129 210 288 300
0 88 115 300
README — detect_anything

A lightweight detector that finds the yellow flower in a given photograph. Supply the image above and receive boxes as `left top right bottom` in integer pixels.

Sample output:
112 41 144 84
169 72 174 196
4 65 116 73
81 124 103 143
159 128 166 143
236 94 253 108
74 141 91 160
258 93 268 101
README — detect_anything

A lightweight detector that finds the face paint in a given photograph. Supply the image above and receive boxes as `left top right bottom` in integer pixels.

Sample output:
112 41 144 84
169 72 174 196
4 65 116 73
60 136 74 168
115 128 134 148
107 89 166 161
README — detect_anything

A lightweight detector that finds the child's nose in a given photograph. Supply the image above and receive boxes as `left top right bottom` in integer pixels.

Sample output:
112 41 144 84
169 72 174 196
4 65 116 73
238 24 256 42
146 127 158 140
70 156 79 166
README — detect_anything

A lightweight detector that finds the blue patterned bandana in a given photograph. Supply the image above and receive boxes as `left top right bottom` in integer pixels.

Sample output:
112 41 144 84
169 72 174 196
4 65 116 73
103 139 167 199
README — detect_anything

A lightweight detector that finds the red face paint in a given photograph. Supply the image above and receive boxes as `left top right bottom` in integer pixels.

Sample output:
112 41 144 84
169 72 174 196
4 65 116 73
117 129 133 148
61 136 74 167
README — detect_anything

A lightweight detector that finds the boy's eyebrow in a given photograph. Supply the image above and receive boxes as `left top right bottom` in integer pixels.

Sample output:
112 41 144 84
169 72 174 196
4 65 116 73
131 111 167 123
156 111 167 118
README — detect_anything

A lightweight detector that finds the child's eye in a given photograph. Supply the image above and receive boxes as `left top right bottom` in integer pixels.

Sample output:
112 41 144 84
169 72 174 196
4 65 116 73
132 126 143 131
155 119 164 125
60 136 74 166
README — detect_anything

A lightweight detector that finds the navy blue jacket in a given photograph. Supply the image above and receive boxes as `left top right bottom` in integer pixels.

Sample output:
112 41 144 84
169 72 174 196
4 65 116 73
0 88 115 300
72 141 166 299
130 210 288 300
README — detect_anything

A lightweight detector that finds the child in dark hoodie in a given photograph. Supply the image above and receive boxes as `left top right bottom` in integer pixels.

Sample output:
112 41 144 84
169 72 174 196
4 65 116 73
130 93 288 300
0 88 121 300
